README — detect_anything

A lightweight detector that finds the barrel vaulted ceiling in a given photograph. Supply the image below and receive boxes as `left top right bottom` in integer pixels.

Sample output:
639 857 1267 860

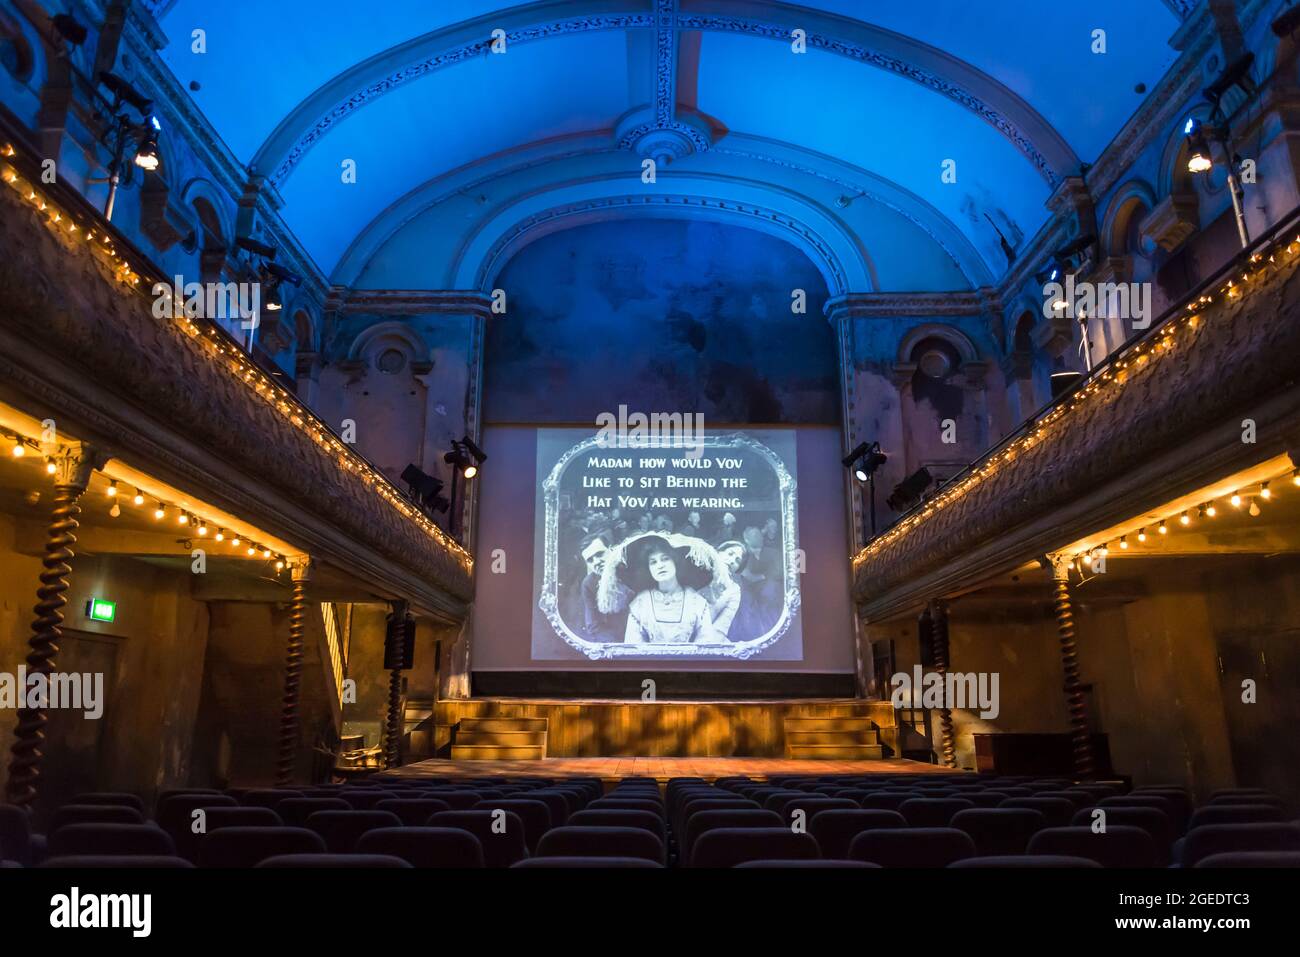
152 0 1183 292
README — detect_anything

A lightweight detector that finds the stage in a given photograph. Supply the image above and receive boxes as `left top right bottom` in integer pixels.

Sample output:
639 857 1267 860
380 755 957 785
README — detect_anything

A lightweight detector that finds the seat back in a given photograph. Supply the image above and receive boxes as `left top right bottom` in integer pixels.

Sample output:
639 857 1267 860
848 828 976 868
1026 825 1159 867
305 810 403 853
536 826 666 865
427 810 530 867
689 827 820 868
950 808 1046 856
198 826 326 868
48 823 175 858
808 809 908 859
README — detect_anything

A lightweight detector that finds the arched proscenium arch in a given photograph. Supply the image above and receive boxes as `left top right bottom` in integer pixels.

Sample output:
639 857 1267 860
251 0 1078 188
450 177 877 295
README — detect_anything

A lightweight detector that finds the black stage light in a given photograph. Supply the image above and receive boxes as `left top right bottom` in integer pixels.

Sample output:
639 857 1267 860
236 235 277 259
886 467 933 512
52 13 88 46
264 261 302 287
446 436 486 479
99 71 153 114
401 464 450 515
848 442 888 483
1203 52 1255 102
133 129 160 170
842 441 870 469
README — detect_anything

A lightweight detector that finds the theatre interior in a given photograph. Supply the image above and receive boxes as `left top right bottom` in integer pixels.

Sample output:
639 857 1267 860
0 0 1297 875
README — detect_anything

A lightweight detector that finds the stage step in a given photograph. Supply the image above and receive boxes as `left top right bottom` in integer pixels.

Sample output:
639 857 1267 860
784 717 877 733
453 716 548 759
783 714 885 760
455 731 548 746
786 744 886 760
451 745 548 760
458 717 549 733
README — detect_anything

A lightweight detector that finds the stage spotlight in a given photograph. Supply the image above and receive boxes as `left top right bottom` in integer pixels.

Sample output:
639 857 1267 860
401 463 450 514
264 261 302 287
445 436 486 479
1186 125 1213 173
99 71 153 114
264 284 283 312
133 129 160 170
1203 52 1255 103
886 467 933 512
844 441 887 483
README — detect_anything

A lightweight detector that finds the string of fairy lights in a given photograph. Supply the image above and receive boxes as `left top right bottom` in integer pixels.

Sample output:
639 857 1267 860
0 141 471 570
1070 470 1300 571
3 426 289 571
851 220 1300 568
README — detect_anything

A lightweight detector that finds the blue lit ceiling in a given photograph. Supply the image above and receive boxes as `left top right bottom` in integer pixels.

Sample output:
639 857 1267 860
154 0 1182 291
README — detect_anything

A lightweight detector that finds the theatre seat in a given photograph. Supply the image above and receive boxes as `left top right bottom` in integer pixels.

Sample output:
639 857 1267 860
950 808 1046 856
689 828 820 868
808 809 908 859
684 809 783 862
735 859 880 868
48 823 175 858
1194 851 1300 868
256 854 411 868
306 810 403 854
1026 826 1159 867
356 827 485 868
276 797 351 828
1187 805 1284 828
537 826 666 865
428 810 530 867
512 856 663 868
0 805 34 866
336 790 400 810
471 799 552 851
1177 823 1300 868
948 855 1102 868
998 797 1076 828
194 807 282 832
49 804 144 830
848 828 976 868
41 855 194 868
240 789 305 810
198 826 326 868
71 792 146 814
568 809 666 844
1071 807 1173 864
898 798 976 827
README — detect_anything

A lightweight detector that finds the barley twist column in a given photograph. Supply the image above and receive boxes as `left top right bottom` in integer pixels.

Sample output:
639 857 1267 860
6 443 100 808
276 557 312 786
928 599 957 768
384 601 410 769
1050 554 1095 779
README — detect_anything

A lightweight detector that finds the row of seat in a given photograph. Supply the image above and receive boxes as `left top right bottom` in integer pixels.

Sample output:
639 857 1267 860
4 775 1295 868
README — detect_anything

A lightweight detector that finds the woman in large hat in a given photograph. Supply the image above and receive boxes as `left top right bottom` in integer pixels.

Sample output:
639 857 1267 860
598 532 732 645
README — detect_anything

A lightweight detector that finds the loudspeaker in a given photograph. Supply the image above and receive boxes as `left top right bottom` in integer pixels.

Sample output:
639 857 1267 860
384 611 416 670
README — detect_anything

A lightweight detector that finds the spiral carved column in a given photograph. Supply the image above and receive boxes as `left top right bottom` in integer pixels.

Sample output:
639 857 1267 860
276 558 312 786
383 601 410 769
1050 555 1095 779
928 599 957 768
5 444 98 809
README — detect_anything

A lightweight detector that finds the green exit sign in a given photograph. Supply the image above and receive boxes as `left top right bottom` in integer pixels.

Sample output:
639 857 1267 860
85 598 116 623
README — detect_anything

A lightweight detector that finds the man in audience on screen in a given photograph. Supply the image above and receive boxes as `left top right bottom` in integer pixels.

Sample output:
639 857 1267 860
679 510 702 538
578 531 630 642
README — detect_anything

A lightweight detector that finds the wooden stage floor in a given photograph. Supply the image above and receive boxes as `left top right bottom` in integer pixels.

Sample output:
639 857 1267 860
381 756 958 784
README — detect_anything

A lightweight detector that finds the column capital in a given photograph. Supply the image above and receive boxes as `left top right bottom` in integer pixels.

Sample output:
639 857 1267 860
289 555 313 583
1047 553 1074 582
49 442 105 491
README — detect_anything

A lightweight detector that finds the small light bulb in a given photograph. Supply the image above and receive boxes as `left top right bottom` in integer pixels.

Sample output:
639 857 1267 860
1292 470 1300 487
231 537 241 547
1249 498 1261 517
1119 536 1128 549
45 458 55 475
154 503 165 520
275 559 285 571
133 491 145 506
1180 511 1190 525
10 438 23 457
246 545 256 556
1099 544 1109 557
1260 482 1271 500
178 512 189 525
1230 492 1242 507
262 547 271 558
1137 529 1147 542
215 529 225 542
109 502 121 518
107 480 118 497
1206 503 1216 517
1158 521 1168 534
198 522 208 536
1083 553 1093 566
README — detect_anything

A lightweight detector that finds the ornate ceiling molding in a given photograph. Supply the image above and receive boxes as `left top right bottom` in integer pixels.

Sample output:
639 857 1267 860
252 1 1077 190
466 190 863 294
825 290 1000 320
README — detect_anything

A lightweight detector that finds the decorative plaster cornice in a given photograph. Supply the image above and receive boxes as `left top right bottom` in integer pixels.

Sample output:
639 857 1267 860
825 289 1000 320
340 290 494 317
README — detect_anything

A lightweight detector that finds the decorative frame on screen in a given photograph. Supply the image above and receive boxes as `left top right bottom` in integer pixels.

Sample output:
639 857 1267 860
538 431 800 659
